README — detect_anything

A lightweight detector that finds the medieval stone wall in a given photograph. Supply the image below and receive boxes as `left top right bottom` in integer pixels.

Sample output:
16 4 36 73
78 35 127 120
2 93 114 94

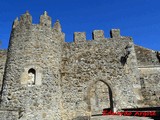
60 30 142 119
0 12 64 120
0 12 159 120
0 110 18 120
0 50 7 90
135 45 160 106
139 67 160 106
135 45 159 66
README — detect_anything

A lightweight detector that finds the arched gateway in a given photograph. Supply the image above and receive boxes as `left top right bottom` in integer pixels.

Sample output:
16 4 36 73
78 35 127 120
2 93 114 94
87 80 114 115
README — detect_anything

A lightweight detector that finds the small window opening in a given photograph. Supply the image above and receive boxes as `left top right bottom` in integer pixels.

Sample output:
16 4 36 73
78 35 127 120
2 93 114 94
28 68 36 85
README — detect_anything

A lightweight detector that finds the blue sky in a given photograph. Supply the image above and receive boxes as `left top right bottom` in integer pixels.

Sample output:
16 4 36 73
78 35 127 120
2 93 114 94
0 0 160 50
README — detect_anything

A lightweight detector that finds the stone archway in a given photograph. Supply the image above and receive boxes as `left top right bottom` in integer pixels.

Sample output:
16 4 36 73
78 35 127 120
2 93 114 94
87 80 113 115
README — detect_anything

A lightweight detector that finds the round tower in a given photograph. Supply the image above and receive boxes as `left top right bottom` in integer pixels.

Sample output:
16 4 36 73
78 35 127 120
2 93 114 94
1 11 64 120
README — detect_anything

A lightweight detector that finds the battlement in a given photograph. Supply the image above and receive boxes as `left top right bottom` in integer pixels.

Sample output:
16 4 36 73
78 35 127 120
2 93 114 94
73 30 105 43
73 29 131 43
92 30 105 40
12 11 61 32
40 11 52 27
74 32 86 43
1 11 160 120
110 29 121 38
12 11 131 43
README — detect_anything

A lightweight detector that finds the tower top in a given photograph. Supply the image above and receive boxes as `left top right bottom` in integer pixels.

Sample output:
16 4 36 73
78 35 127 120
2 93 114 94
40 11 51 27
53 20 62 32
26 10 30 15
12 11 64 31
19 11 32 26
44 11 48 16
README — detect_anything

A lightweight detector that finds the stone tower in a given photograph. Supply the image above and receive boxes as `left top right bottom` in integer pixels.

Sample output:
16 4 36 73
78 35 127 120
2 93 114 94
0 11 64 120
1 11 159 120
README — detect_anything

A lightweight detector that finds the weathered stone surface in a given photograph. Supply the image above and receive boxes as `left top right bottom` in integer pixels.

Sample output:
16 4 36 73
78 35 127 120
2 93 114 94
135 45 159 66
0 12 64 120
0 12 159 120
60 37 143 119
0 50 7 90
138 67 160 106
135 45 160 106
0 110 19 120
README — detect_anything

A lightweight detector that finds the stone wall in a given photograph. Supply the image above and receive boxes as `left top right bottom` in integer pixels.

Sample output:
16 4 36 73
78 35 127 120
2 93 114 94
135 45 159 66
60 30 142 119
135 45 160 106
139 67 160 106
0 50 7 90
0 11 159 120
0 110 19 120
0 12 64 120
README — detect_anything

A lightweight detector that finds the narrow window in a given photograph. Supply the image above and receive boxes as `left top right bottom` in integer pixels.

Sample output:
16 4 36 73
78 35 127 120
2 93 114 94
28 68 36 85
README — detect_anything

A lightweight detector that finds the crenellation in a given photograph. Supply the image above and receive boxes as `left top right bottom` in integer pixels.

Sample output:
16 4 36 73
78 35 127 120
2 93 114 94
92 30 104 40
110 29 121 38
40 11 52 28
19 11 32 26
0 11 159 120
12 17 19 29
53 20 62 32
74 32 86 43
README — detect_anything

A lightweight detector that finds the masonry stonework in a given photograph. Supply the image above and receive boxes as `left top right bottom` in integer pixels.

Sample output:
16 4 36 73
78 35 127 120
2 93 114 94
0 50 7 89
0 12 159 120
